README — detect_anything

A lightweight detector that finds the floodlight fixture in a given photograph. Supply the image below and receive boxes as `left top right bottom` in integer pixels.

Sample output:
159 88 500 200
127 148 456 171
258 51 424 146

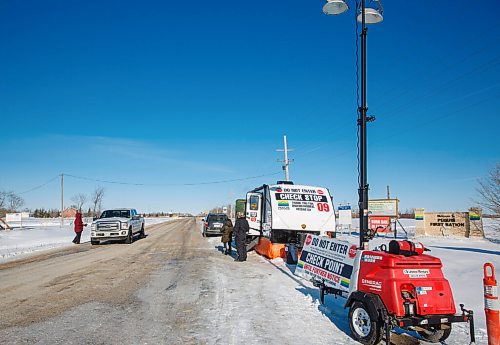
357 7 384 24
323 0 349 15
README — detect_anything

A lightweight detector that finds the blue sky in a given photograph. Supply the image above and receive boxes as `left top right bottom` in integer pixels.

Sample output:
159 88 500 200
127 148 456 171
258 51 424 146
1 0 499 214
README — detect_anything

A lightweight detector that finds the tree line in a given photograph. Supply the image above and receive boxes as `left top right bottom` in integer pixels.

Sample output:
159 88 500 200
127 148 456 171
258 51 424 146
0 186 105 218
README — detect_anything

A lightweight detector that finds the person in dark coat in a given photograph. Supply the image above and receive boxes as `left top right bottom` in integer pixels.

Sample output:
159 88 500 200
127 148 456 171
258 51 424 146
233 212 249 262
220 219 233 255
72 211 86 244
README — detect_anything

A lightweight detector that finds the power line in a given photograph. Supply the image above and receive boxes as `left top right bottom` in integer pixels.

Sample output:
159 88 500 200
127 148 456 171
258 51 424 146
18 175 59 194
293 71 499 160
10 170 282 197
64 171 282 186
320 95 495 162
375 57 500 120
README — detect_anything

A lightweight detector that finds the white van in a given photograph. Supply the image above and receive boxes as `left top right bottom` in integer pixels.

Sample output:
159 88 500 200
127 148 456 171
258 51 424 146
245 181 336 246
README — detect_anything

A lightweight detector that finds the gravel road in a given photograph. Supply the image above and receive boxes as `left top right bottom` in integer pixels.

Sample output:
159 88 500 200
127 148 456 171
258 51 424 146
0 218 431 345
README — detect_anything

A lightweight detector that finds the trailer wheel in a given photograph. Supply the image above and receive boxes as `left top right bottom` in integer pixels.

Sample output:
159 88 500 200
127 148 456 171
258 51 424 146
417 325 451 343
349 301 383 345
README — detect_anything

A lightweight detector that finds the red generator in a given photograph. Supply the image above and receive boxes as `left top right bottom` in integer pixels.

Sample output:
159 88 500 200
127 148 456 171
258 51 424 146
319 240 475 345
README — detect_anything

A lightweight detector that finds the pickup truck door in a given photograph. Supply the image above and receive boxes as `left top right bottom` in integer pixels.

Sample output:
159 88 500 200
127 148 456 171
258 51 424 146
131 209 139 232
246 192 262 234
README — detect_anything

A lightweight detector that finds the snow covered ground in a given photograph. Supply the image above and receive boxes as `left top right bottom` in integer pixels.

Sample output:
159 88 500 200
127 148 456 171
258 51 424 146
1 217 498 344
344 218 500 344
0 217 175 262
206 218 498 344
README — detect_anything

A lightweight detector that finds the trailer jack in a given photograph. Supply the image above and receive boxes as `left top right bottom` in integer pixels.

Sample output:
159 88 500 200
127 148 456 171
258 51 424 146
460 304 476 345
382 304 475 345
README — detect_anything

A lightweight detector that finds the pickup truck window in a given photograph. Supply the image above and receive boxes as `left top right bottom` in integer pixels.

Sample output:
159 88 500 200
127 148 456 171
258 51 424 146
100 210 131 218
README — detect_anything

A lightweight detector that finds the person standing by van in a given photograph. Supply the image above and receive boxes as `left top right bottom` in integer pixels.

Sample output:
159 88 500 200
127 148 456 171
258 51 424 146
233 212 248 262
221 218 233 255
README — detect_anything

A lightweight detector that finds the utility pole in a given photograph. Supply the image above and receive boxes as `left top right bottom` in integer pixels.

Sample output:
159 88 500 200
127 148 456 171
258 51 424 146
276 135 294 181
60 173 64 227
387 185 391 199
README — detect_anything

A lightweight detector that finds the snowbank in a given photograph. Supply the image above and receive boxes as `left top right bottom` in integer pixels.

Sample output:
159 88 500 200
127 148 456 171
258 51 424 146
0 217 174 262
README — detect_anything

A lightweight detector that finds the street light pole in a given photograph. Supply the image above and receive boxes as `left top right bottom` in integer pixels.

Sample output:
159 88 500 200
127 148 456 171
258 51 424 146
322 0 383 249
359 0 368 249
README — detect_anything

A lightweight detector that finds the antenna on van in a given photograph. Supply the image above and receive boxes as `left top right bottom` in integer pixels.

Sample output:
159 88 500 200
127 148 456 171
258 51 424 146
276 135 294 182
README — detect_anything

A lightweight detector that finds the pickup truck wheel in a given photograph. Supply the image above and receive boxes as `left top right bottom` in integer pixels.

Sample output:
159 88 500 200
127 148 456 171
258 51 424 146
125 228 133 244
348 301 383 345
139 225 145 239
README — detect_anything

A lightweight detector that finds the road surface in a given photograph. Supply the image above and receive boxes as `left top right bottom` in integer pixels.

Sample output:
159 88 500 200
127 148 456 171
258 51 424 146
0 218 447 345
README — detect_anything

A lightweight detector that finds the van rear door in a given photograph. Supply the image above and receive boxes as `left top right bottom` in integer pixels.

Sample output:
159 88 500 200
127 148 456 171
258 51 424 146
246 192 262 235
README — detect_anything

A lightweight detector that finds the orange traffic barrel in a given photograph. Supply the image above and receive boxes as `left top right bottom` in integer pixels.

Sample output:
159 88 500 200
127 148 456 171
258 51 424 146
484 263 500 345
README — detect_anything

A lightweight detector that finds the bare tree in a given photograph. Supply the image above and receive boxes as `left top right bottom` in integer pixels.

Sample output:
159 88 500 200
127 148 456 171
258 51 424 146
71 193 87 211
91 186 105 217
477 163 500 216
0 190 7 210
7 192 24 212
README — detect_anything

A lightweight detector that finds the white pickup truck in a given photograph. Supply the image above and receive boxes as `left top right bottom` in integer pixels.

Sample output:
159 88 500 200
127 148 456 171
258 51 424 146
90 208 145 245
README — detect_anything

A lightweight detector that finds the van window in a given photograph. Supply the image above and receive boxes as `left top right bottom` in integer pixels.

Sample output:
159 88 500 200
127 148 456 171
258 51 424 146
250 195 259 210
207 214 227 223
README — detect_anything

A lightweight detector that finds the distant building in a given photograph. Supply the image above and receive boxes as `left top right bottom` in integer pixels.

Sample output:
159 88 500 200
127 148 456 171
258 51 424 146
62 207 77 218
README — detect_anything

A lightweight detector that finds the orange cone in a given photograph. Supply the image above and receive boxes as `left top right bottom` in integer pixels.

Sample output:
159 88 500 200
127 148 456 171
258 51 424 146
483 263 500 345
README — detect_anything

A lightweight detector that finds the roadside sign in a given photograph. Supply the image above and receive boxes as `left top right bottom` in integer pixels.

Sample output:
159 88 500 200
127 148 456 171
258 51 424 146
295 235 356 294
368 199 398 217
6 213 22 222
338 205 352 226
369 216 391 233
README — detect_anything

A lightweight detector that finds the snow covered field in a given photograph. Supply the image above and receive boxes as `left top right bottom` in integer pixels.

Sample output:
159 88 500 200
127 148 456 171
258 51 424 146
0 217 175 262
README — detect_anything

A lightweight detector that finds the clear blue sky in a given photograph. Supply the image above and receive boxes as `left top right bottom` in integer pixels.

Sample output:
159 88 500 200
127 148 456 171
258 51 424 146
1 0 499 214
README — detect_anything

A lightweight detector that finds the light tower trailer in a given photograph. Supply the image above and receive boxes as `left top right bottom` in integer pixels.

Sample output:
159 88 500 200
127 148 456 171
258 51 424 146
298 236 475 345
244 181 336 261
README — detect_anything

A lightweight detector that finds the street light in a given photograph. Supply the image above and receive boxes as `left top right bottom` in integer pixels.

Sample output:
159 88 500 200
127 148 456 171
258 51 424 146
323 0 384 249
323 0 348 15
357 7 383 24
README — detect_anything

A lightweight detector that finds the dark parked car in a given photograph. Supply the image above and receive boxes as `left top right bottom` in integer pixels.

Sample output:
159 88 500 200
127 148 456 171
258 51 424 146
202 213 228 237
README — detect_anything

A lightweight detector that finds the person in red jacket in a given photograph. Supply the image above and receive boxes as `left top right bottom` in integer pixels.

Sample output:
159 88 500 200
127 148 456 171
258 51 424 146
72 210 86 244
